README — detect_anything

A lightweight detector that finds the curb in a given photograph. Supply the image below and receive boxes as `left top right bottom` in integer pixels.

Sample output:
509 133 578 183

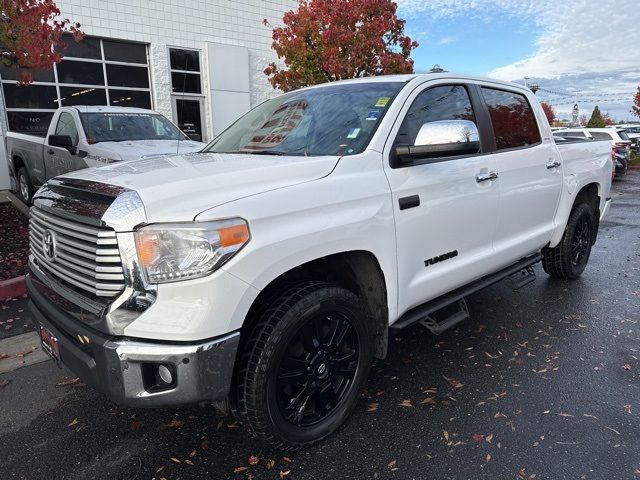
0 276 26 300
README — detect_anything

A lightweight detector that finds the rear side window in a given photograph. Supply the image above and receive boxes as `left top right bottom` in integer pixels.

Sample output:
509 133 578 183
481 87 541 150
554 131 586 138
590 132 612 140
397 85 477 146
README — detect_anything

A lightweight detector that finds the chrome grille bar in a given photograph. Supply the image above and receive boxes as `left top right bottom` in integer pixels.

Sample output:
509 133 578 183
29 206 125 298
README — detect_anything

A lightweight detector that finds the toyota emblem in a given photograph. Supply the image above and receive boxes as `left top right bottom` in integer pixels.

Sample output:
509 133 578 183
43 229 56 260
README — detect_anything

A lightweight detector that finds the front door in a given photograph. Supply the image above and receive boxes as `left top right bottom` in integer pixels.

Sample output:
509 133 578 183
172 97 205 141
383 83 500 316
45 111 81 178
479 87 562 262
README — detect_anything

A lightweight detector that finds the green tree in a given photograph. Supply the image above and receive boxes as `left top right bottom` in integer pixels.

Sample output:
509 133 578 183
586 105 606 128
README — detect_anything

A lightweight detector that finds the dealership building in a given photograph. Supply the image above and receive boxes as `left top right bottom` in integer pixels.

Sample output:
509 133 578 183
0 0 296 189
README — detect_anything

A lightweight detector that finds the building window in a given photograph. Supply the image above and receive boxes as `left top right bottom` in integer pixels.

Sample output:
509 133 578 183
169 48 205 141
170 48 201 94
1 35 152 135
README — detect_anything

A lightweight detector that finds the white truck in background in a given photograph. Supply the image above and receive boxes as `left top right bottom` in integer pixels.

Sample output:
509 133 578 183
7 106 205 203
27 74 612 450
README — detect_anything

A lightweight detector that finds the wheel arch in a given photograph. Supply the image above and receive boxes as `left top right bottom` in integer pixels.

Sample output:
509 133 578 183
550 181 601 247
240 250 389 360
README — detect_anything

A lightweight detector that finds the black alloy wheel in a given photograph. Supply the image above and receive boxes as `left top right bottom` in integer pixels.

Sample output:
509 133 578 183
234 282 372 449
570 215 591 267
274 313 359 427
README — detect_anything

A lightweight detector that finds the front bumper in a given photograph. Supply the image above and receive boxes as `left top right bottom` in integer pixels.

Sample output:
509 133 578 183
27 273 240 407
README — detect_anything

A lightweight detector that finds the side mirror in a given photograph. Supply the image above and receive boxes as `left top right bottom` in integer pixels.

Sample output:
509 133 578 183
49 135 77 155
393 120 480 164
186 133 202 142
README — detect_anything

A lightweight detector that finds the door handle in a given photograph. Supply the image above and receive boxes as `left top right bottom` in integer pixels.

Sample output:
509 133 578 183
47 149 55 155
546 160 561 169
476 170 499 183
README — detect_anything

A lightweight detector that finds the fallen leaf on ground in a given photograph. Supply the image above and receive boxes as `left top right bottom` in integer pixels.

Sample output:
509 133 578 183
421 397 436 405
279 470 291 478
367 402 379 412
266 459 276 470
283 457 292 463
485 453 492 462
443 431 450 442
557 413 574 418
623 363 632 371
184 459 194 465
0 352 10 360
399 399 412 407
201 439 209 451
233 466 247 473
171 458 181 464
15 346 37 358
160 419 184 429
130 421 143 430
485 434 494 443
0 379 10 388
248 455 259 465
387 460 397 469
472 433 484 442
56 377 85 387
68 418 79 427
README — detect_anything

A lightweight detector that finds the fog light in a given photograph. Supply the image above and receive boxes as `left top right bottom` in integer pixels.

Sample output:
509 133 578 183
158 364 173 384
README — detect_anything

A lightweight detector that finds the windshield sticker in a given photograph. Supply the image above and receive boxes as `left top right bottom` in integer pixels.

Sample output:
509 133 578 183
347 127 361 139
366 110 381 121
375 97 390 107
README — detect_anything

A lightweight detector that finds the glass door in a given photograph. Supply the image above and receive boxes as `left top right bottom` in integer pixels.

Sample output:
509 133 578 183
172 97 205 142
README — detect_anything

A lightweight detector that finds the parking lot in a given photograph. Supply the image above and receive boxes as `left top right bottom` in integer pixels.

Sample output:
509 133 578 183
1 170 639 480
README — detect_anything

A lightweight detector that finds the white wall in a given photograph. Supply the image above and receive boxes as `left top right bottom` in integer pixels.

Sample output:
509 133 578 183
56 0 296 137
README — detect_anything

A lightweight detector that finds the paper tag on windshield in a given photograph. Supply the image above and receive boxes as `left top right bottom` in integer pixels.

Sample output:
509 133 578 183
347 127 361 139
375 97 390 107
366 110 380 121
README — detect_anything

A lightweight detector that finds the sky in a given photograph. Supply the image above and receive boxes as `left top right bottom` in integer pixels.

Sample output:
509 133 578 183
397 0 640 122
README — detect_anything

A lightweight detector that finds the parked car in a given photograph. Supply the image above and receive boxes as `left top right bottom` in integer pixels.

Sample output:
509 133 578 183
27 74 612 449
614 124 640 152
7 106 205 203
554 128 631 177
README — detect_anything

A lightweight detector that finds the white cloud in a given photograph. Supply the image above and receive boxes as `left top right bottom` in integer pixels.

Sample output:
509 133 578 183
437 35 457 45
397 0 640 120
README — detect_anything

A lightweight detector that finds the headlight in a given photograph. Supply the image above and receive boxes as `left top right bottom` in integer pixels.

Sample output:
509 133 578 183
134 218 250 283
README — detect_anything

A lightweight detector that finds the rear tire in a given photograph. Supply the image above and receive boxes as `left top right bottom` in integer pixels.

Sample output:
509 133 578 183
234 282 372 450
16 167 34 205
542 203 595 280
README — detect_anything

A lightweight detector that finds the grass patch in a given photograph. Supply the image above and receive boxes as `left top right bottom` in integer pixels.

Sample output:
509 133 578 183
630 151 640 167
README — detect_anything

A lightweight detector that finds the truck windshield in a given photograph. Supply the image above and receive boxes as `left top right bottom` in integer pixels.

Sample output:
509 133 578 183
204 82 404 157
79 112 187 143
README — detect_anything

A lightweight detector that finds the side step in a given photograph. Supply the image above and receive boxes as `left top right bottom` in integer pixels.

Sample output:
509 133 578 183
390 253 542 333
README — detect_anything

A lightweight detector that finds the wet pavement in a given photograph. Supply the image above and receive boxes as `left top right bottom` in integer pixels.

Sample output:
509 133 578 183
1 171 639 480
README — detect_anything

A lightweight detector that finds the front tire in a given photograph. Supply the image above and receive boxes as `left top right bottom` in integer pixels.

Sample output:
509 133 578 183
234 282 372 450
542 203 595 280
16 167 34 205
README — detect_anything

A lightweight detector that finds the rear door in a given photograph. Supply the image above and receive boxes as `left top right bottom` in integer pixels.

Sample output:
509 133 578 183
383 82 500 315
481 86 562 262
46 111 81 178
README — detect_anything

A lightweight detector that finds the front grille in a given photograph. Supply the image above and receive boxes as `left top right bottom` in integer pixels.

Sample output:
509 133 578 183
29 207 125 298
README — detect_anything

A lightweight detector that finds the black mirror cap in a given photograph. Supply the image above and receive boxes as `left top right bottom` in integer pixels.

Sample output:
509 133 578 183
392 141 480 166
48 135 77 155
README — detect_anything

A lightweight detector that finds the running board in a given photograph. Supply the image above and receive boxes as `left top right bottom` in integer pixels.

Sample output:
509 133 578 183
390 253 542 332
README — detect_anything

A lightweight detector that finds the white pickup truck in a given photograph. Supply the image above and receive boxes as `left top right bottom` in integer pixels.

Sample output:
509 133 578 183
7 106 204 203
27 74 612 449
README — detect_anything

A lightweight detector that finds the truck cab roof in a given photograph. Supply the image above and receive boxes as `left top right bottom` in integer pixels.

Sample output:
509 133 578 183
68 105 158 115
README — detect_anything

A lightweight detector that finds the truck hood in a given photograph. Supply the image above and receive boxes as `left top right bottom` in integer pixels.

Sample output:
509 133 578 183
91 139 205 161
60 152 339 223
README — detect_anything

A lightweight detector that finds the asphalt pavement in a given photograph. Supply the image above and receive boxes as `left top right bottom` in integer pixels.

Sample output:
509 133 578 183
1 171 639 480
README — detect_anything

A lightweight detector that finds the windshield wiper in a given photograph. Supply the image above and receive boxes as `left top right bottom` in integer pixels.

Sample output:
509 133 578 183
224 149 287 156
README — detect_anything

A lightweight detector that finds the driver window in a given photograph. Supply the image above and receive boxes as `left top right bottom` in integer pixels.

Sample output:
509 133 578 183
54 112 79 146
396 85 477 147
